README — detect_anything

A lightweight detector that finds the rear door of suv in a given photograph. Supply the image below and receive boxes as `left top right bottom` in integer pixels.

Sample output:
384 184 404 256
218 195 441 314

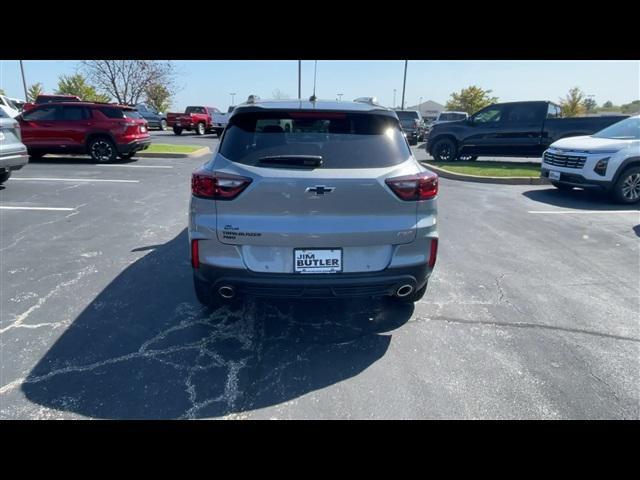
207 109 426 274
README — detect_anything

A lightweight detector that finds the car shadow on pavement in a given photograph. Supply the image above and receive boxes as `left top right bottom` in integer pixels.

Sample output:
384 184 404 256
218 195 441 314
633 225 640 237
522 188 640 211
22 229 412 419
27 155 139 165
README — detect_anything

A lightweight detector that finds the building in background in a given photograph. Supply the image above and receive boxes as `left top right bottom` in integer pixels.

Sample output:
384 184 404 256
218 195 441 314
406 100 445 123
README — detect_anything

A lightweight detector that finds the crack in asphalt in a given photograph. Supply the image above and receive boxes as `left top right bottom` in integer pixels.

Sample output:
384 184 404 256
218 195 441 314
414 315 640 343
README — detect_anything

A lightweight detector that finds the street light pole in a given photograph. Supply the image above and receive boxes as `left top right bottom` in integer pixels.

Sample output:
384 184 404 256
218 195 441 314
230 93 236 106
337 93 343 102
401 60 408 110
298 60 302 99
19 60 28 101
393 89 396 108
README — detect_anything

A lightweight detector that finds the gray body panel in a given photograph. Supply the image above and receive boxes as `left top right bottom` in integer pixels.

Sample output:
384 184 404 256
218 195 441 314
188 100 438 290
0 117 28 171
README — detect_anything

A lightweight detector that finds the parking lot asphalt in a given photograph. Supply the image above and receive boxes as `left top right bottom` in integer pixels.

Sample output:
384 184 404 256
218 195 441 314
0 147 638 419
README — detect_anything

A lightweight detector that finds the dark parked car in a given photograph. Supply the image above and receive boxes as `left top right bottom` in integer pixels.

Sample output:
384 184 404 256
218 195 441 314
134 103 168 130
426 101 628 161
18 102 151 162
395 110 424 145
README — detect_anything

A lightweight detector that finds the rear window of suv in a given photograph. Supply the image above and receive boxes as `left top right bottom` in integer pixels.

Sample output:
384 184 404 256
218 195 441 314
219 111 411 169
98 107 142 119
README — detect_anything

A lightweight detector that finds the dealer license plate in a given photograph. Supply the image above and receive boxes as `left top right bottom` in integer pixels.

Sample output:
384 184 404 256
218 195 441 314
294 249 342 274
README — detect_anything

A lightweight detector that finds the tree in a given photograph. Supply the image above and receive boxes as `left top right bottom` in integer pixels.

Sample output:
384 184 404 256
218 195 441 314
145 83 172 113
559 87 586 117
56 74 110 102
583 97 597 113
445 86 498 114
603 100 614 108
272 89 291 100
0 88 5 95
621 100 640 114
27 83 44 102
79 60 177 105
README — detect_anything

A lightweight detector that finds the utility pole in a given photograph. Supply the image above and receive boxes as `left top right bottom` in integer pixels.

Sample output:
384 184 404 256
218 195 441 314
393 89 397 109
20 60 28 101
401 60 408 110
298 60 301 99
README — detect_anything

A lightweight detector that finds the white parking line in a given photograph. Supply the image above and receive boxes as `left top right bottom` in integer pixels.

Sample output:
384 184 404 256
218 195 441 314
96 164 173 169
528 210 640 214
11 177 140 183
0 206 76 212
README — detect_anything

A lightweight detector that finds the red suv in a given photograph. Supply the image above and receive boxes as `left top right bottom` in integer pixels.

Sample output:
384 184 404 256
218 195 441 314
18 102 151 162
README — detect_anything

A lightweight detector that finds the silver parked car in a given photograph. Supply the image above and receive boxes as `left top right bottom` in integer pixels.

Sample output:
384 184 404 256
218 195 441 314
188 98 439 307
0 108 29 185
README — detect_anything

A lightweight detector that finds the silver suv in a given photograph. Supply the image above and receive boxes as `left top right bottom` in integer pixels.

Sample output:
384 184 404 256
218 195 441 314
188 99 439 307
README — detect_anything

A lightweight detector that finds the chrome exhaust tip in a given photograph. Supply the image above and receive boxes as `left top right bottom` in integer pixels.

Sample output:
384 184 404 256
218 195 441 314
218 286 235 299
396 284 414 298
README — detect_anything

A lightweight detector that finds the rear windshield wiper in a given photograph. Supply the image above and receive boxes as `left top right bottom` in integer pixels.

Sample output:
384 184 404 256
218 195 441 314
258 155 323 168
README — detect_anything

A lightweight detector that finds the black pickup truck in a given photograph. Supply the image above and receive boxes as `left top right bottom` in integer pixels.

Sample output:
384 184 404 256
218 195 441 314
426 101 628 161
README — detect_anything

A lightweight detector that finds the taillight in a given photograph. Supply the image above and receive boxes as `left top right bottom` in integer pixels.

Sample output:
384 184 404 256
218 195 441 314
191 170 252 200
385 171 438 201
191 239 200 269
428 238 438 269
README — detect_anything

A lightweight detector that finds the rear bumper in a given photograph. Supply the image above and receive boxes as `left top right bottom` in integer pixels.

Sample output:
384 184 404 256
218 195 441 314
540 167 612 191
194 263 431 299
117 138 151 155
0 150 29 171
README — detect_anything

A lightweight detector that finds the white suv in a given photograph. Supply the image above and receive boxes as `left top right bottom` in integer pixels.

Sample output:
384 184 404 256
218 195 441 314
541 115 640 204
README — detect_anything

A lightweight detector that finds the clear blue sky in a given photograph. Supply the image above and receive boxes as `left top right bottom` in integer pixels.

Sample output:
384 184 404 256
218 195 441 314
1 60 638 111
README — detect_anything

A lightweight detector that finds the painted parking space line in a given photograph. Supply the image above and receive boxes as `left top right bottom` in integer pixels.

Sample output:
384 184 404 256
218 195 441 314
0 206 76 212
528 210 640 214
96 164 173 169
11 177 140 183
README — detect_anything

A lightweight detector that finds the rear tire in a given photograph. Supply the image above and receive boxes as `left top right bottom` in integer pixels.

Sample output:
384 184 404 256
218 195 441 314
196 122 206 135
173 127 183 135
0 170 11 184
551 181 573 191
88 137 118 163
432 138 457 162
612 166 640 204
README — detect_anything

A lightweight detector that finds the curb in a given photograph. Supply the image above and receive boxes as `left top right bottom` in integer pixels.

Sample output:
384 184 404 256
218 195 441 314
422 162 550 185
137 147 211 159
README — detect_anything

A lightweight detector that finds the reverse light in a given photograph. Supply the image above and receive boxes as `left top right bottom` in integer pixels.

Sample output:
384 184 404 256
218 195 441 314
192 170 252 200
386 171 439 201
428 238 438 269
594 157 610 176
191 239 200 269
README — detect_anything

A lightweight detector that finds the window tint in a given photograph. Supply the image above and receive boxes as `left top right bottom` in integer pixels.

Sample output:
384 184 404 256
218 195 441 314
22 106 60 121
505 104 539 123
186 106 206 114
472 106 502 124
220 111 411 169
593 116 640 140
62 106 90 121
98 107 124 119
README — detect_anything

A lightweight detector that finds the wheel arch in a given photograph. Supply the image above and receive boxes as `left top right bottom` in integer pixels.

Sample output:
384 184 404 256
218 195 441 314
612 156 640 184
